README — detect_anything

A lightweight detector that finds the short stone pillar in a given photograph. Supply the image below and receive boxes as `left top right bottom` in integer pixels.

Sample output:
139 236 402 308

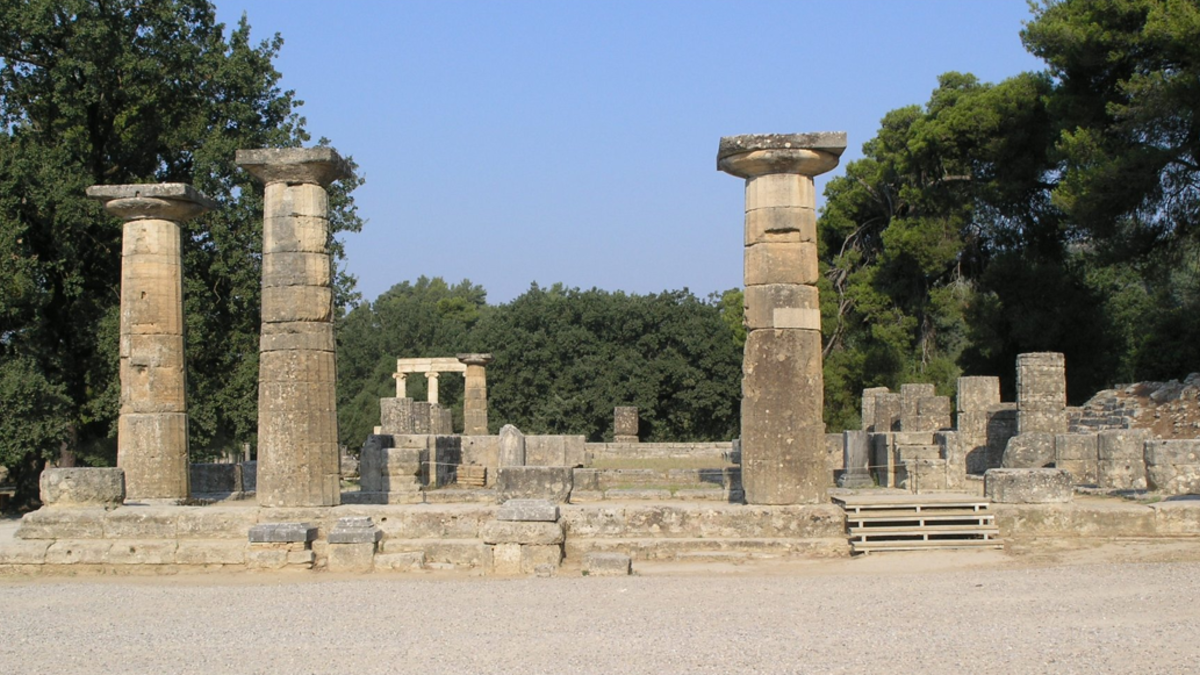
458 353 493 436
1017 352 1067 435
424 371 440 405
87 184 216 501
718 132 847 504
957 376 1001 474
860 387 890 432
499 424 526 467
614 406 639 443
838 430 873 488
393 372 407 398
327 516 381 572
237 147 351 507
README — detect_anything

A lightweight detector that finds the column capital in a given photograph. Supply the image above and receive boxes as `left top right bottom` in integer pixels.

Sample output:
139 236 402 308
87 183 217 222
717 132 847 179
457 353 494 367
235 147 353 187
424 371 440 380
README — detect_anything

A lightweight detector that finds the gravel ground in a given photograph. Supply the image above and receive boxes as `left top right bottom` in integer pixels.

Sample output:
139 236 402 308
2 549 1199 674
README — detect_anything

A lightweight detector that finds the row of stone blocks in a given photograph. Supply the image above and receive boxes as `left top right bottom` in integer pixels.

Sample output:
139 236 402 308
1003 430 1200 494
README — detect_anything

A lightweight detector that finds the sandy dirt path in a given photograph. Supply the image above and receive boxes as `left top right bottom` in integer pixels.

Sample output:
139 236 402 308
2 542 1199 674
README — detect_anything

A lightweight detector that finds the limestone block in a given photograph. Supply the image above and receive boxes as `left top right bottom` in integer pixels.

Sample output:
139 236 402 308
106 540 177 565
497 499 559 522
0 540 50 565
247 548 288 570
1055 433 1099 485
957 410 992 475
1002 432 1056 468
741 329 826 504
261 213 330 254
175 540 247 565
743 284 820 331
1151 501 1200 535
237 146 350 187
859 387 890 432
1098 429 1151 460
248 522 316 544
986 405 1019 468
374 551 425 571
261 251 331 288
103 507 177 539
480 520 564 546
743 172 815 210
1144 440 1200 495
525 435 587 467
328 516 381 544
260 322 335 353
892 431 936 446
905 459 948 493
744 206 816 245
39 468 125 507
985 468 1073 503
327 542 376 572
957 376 1001 412
461 435 500 480
1018 408 1068 435
241 461 257 492
46 540 111 565
744 241 818 286
614 406 639 437
1016 352 1067 407
871 393 902 433
900 383 935 431
521 544 562 573
260 285 333 323
896 445 941 462
499 424 526 467
496 467 573 503
582 552 633 576
16 508 107 539
490 542 522 575
838 430 873 488
175 508 259 539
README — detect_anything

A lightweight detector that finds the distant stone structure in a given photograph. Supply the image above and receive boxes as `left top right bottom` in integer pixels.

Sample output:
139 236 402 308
718 132 847 504
459 353 494 435
87 183 216 501
237 147 351 508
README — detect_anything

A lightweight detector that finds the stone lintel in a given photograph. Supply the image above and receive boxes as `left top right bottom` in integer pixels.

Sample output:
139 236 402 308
248 522 317 543
87 183 217 222
457 353 495 367
717 132 848 178
235 147 352 187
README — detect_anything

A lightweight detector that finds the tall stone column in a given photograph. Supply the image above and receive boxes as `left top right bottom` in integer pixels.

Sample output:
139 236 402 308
237 147 351 507
86 184 216 500
458 353 493 436
718 133 846 504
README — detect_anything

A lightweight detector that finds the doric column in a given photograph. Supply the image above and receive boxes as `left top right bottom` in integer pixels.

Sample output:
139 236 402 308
425 372 440 405
457 353 494 436
717 132 846 504
393 372 408 398
86 183 216 500
237 147 351 507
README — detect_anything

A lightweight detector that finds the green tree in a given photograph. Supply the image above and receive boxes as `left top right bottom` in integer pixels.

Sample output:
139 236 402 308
0 0 362 504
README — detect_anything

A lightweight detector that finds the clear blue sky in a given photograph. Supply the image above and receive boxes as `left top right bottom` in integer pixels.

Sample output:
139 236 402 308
214 1 1045 305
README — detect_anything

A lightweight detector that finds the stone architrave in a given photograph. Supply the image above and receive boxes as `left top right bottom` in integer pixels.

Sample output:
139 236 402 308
718 132 847 504
237 147 351 508
87 183 216 500
458 353 494 436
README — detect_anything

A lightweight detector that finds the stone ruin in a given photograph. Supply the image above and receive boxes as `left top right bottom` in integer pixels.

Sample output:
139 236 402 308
3 134 1199 576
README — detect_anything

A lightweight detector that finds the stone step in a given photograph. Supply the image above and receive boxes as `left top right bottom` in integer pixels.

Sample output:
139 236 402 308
833 493 1002 554
564 536 850 561
852 538 1002 554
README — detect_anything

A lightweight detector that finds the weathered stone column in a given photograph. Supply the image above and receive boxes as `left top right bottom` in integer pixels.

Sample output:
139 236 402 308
86 184 216 501
718 132 846 504
425 372 440 405
393 372 407 398
237 147 351 507
458 353 493 436
1016 352 1068 435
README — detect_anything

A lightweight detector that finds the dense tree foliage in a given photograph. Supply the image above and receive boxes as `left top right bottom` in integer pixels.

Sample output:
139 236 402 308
817 0 1200 428
336 280 742 447
0 0 361 503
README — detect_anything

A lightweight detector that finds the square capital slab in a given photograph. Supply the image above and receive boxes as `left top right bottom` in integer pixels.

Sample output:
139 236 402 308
718 132 848 178
236 147 353 187
86 183 218 222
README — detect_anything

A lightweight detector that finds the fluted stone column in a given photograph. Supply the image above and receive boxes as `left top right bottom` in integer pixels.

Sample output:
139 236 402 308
458 353 493 436
237 147 351 507
718 132 847 504
86 183 216 500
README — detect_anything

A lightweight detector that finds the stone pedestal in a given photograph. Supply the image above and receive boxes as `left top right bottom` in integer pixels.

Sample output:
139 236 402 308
237 147 351 508
614 406 639 443
718 132 846 504
458 353 493 436
87 184 216 501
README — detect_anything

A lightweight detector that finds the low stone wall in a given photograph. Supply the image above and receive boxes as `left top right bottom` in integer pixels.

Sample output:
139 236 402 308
585 442 735 463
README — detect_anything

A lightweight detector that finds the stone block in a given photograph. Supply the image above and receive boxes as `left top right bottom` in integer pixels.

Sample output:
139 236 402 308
582 552 632 576
742 171 816 209
743 241 819 286
248 522 317 544
328 516 381 544
860 387 890 432
904 459 947 493
1098 429 1151 460
1016 352 1066 408
497 499 559 522
614 406 639 437
497 466 573 503
0 540 50 565
872 393 902 433
985 468 1073 504
374 551 425 571
105 540 178 565
241 461 257 492
743 283 821 331
986 405 1019 468
16 508 106 539
39 468 125 507
46 540 111 565
838 430 872 489
175 540 247 565
461 435 500 481
1001 432 1056 468
1144 440 1200 495
247 548 288 570
490 542 522 575
259 321 335 353
499 424 526 467
327 542 376 572
957 376 1000 412
743 205 817 247
892 431 935 447
521 544 562 573
103 507 177 539
1018 408 1068 435
480 520 564 546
